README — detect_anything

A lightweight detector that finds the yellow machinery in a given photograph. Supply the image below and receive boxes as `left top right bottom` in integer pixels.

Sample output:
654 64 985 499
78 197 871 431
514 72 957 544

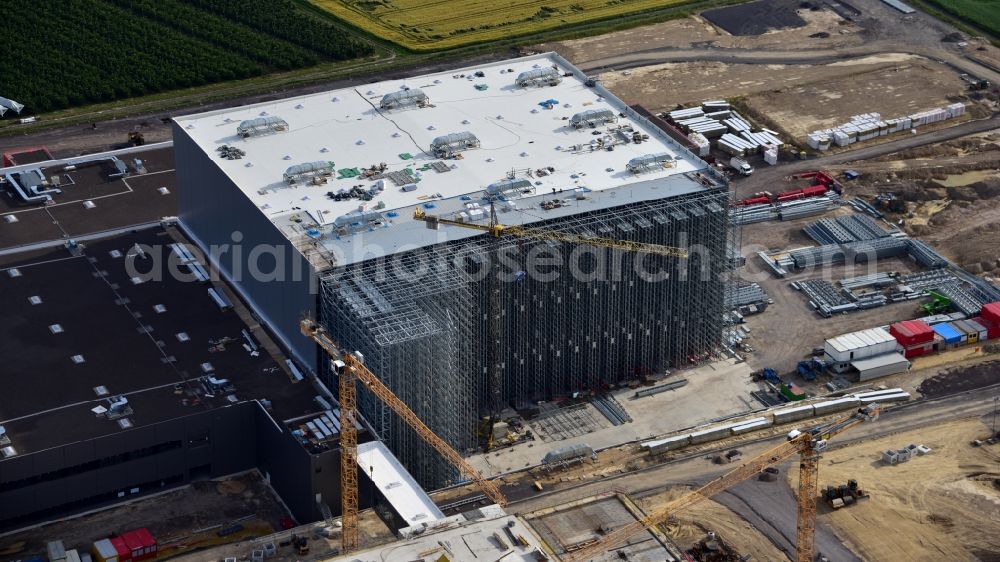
562 404 881 562
412 206 689 259
301 318 508 553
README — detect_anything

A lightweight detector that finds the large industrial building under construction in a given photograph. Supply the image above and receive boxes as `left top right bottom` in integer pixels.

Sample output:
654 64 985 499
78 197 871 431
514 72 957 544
174 53 732 486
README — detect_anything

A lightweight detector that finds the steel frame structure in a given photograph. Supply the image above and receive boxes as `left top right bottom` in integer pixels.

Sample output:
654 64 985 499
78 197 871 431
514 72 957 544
318 189 734 486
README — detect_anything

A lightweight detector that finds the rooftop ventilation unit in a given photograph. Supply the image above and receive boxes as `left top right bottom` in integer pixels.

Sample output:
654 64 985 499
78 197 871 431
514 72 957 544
380 88 429 110
237 116 288 138
626 153 673 174
334 209 386 234
515 67 562 88
284 161 335 184
485 178 533 197
570 108 617 129
430 131 480 158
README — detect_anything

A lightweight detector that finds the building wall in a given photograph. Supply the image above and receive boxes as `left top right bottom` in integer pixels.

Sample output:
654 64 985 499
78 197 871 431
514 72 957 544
173 124 317 372
320 190 732 487
0 402 372 531
0 403 258 530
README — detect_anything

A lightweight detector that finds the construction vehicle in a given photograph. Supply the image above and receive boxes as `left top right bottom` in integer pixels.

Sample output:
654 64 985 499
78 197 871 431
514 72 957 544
823 479 869 509
796 359 824 381
414 202 688 441
959 73 990 90
562 403 882 562
922 290 951 314
301 318 508 554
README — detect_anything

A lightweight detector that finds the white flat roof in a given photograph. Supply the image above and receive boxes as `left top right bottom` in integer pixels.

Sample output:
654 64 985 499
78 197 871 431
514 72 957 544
826 328 895 353
175 53 720 267
851 352 910 371
356 441 444 525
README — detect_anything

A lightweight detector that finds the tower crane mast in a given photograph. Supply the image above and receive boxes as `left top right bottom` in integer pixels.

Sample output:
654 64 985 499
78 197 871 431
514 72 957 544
563 404 880 562
300 318 508 553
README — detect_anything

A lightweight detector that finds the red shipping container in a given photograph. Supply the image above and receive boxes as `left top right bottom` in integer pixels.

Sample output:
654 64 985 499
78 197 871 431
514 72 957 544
110 537 131 562
903 344 931 358
134 528 157 558
982 302 1000 325
890 320 934 346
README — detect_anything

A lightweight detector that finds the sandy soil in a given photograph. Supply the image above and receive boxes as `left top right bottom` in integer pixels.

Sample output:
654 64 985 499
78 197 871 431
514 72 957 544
637 487 790 561
797 418 1000 562
540 10 864 65
747 56 971 137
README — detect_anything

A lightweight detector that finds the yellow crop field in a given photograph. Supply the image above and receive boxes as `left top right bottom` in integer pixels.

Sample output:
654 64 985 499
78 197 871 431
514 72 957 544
310 0 690 51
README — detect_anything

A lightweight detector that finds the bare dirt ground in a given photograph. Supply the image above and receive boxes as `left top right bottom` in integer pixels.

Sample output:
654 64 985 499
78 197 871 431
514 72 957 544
637 487 790 561
540 9 864 64
801 417 1000 562
833 131 1000 272
747 56 972 137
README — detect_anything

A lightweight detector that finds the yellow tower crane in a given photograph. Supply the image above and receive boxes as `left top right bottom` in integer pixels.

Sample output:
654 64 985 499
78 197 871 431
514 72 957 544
412 206 689 258
300 318 508 554
562 403 881 562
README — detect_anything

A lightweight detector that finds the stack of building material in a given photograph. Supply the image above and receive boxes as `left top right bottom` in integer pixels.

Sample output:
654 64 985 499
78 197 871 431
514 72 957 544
668 107 704 121
718 133 757 156
764 146 778 165
702 100 730 112
778 196 837 220
807 104 966 149
730 203 779 224
724 282 768 309
935 283 985 316
688 132 711 156
724 116 752 134
804 214 889 245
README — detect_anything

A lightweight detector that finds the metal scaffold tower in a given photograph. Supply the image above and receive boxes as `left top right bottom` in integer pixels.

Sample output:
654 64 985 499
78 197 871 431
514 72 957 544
319 189 734 487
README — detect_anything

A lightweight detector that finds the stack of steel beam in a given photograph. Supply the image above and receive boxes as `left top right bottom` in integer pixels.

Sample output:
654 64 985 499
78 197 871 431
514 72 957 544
897 269 957 291
840 272 896 290
936 283 985 316
906 239 948 268
730 203 779 225
725 282 768 309
778 197 837 220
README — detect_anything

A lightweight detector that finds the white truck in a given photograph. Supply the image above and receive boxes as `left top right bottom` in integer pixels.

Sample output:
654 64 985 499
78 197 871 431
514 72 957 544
730 157 754 176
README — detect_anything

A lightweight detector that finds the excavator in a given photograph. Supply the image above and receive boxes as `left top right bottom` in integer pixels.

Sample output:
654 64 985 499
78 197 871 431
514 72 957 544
562 403 881 562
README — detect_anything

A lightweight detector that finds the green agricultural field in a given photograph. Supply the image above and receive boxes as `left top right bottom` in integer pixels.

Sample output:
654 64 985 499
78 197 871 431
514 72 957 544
310 0 691 51
928 0 1000 39
0 0 372 113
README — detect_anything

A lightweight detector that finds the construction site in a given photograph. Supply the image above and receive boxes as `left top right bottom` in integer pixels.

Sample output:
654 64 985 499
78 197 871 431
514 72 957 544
2 0 1000 560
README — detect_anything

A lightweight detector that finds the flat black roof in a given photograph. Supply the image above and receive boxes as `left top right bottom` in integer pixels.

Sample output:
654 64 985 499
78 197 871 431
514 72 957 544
0 147 176 250
0 228 319 456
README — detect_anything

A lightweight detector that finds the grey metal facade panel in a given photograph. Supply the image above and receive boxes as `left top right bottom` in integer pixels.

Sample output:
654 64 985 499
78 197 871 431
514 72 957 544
173 124 318 372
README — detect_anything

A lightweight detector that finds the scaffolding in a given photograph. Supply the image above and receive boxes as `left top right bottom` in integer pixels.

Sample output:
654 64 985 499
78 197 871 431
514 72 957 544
237 116 288 138
515 68 562 88
318 188 733 487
